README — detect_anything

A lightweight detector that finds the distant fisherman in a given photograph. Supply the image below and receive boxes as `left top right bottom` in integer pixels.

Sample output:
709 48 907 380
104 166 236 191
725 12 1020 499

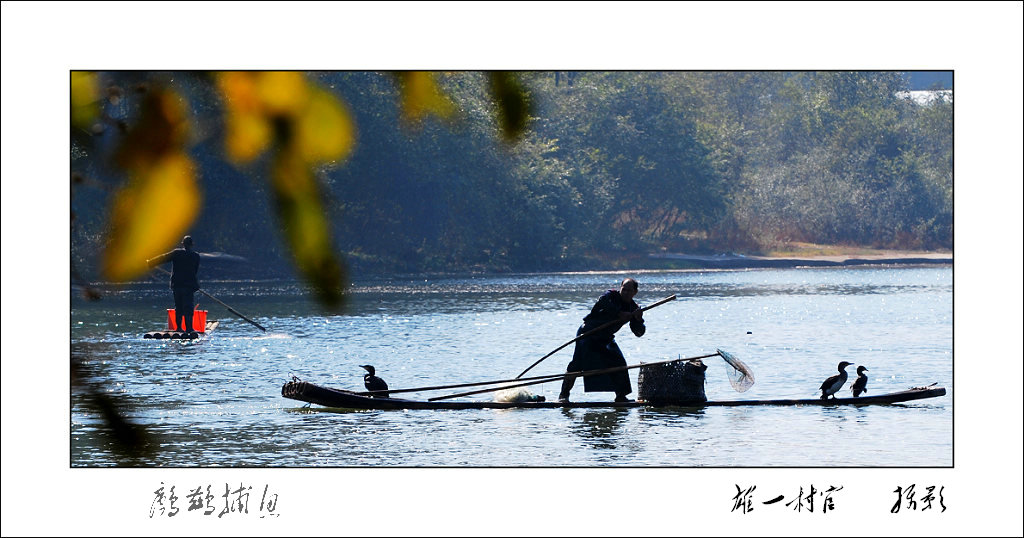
360 365 389 398
148 236 201 336
851 365 869 397
819 361 852 400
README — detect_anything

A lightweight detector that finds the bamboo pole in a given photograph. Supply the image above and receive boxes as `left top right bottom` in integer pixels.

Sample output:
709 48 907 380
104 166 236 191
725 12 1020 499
359 294 677 396
514 294 677 379
356 370 573 397
429 352 720 401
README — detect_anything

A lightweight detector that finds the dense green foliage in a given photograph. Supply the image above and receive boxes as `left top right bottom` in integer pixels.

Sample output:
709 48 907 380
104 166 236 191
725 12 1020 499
71 71 952 281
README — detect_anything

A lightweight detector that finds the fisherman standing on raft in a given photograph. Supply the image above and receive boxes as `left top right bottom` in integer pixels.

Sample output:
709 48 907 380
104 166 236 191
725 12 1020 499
558 278 645 403
148 235 201 335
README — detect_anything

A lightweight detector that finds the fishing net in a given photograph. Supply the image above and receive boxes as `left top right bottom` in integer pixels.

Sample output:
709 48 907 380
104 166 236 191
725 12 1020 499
717 349 755 392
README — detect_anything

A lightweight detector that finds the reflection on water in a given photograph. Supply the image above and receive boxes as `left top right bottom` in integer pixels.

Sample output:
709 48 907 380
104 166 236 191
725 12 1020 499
638 406 707 422
563 408 629 449
70 266 952 467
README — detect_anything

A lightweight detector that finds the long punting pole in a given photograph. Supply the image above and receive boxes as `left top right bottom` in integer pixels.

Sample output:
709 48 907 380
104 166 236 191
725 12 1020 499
358 370 576 397
514 294 677 379
429 352 720 401
357 294 681 397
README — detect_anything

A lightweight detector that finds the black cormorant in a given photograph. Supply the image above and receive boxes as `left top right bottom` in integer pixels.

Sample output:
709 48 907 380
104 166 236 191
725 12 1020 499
819 361 852 400
850 365 868 397
360 365 389 398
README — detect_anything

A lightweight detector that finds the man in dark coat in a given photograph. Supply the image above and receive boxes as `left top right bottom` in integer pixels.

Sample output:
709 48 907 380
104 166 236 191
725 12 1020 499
148 235 201 334
558 278 645 403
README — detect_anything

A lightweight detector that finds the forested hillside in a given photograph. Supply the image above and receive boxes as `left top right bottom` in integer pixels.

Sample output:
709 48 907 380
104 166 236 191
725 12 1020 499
71 71 952 283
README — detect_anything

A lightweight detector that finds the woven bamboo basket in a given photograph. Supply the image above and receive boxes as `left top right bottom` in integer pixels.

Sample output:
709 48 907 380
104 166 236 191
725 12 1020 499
637 359 707 404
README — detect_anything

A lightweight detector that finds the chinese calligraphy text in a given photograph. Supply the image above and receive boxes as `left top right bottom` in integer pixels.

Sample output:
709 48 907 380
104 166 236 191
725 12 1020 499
150 482 280 519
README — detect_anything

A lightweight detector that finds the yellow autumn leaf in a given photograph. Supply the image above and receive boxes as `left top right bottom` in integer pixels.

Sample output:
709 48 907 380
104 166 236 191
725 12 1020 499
256 71 310 115
213 71 350 305
296 87 356 164
271 150 328 254
103 153 200 281
271 149 345 307
71 71 100 130
216 73 271 163
291 202 332 259
216 71 262 113
398 71 456 122
224 110 272 163
115 88 192 173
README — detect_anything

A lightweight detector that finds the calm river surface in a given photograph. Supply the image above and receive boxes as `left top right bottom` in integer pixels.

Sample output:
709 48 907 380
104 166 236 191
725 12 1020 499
70 266 952 467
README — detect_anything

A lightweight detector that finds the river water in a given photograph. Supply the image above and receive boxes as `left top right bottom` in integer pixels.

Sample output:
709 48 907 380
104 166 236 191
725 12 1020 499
70 266 952 467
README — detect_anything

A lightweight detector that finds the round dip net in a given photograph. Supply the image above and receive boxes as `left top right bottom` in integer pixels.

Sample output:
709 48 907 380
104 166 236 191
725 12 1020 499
718 349 755 392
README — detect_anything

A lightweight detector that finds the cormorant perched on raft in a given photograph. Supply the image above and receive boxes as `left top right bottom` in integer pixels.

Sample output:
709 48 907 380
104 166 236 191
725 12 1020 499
819 361 852 399
360 365 389 398
850 366 869 397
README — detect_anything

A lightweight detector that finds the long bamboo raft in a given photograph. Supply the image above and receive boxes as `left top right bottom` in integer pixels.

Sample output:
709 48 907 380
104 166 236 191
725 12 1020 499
143 320 220 340
281 379 946 410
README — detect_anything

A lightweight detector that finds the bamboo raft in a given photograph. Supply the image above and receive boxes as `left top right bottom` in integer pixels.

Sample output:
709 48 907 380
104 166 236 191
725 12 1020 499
281 379 946 410
143 320 220 340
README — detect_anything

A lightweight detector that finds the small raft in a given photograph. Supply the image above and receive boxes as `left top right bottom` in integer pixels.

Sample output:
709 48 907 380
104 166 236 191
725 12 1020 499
281 379 946 410
143 320 219 339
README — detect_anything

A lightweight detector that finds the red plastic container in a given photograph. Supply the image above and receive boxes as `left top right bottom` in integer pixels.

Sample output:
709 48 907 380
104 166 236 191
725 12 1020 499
167 308 207 332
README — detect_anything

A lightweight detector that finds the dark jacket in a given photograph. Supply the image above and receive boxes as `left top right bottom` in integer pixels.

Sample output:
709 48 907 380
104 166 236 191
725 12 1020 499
151 248 201 291
569 290 645 393
580 290 646 341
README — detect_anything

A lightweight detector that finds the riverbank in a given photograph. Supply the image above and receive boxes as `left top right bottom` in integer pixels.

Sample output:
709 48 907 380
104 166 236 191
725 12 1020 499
97 244 952 286
644 244 952 270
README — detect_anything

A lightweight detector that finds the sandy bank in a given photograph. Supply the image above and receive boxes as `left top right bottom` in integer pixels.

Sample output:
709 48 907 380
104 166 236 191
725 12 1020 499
648 250 952 269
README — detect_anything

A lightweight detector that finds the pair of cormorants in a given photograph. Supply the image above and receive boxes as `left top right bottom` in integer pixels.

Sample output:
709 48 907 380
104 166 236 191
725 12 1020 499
360 365 390 398
819 361 869 399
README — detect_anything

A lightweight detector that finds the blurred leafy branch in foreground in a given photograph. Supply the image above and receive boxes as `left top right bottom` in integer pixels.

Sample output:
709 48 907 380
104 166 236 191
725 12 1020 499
70 70 531 462
71 70 531 308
